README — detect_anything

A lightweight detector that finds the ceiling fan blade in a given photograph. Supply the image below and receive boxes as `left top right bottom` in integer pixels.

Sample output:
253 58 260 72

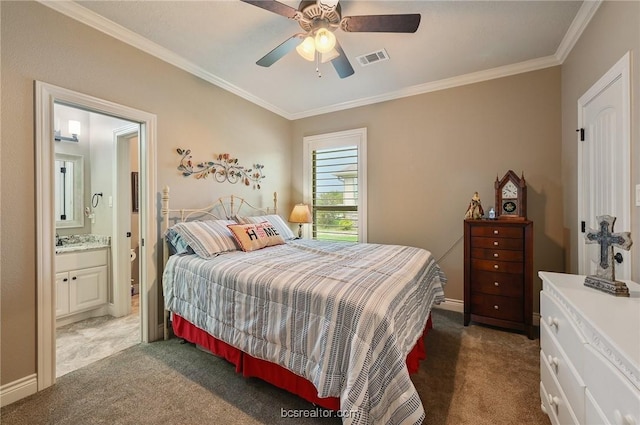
256 35 302 67
240 0 298 19
341 14 421 33
331 41 354 79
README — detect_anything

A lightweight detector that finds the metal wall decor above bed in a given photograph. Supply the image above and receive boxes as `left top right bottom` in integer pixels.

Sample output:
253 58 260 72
176 148 265 189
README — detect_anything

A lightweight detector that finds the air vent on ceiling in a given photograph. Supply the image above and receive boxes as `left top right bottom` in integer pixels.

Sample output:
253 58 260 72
356 49 390 67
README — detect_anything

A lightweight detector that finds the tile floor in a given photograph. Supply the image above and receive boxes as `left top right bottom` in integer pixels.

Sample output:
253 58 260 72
56 295 140 377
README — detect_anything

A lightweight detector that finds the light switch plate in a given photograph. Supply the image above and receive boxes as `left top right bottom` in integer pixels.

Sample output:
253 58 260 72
636 184 640 207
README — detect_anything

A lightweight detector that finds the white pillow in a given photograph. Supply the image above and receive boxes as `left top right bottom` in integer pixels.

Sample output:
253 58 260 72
237 214 296 240
168 219 238 258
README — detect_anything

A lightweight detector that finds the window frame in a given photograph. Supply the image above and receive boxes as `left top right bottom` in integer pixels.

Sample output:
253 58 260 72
302 128 367 242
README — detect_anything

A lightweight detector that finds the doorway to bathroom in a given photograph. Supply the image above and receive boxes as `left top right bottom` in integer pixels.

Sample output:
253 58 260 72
53 103 141 377
36 81 159 391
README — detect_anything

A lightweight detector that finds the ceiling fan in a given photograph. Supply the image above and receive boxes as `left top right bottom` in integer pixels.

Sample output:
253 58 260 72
241 0 421 78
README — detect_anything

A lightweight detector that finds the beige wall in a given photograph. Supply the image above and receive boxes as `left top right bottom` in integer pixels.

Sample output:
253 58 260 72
561 0 640 281
0 2 291 385
292 67 565 309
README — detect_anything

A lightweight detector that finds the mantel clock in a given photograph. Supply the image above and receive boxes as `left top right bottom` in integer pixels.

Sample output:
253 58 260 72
495 170 527 220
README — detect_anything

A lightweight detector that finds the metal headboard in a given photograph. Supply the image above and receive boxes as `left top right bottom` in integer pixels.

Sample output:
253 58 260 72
161 186 277 230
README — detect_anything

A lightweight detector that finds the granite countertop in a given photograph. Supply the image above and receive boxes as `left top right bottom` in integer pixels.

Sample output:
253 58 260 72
55 234 111 254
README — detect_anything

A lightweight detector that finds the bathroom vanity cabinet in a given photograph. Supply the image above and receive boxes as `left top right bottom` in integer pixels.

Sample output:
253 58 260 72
55 248 108 323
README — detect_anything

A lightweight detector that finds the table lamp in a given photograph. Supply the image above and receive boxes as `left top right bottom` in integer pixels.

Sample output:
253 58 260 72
288 204 312 238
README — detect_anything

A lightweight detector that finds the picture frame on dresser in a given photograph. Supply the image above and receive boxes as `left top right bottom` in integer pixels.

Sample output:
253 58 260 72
464 218 534 339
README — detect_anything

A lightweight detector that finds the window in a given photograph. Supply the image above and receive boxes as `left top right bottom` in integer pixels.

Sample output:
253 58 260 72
303 128 367 242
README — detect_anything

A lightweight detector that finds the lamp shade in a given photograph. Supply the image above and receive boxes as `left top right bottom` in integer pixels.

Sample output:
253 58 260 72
289 204 312 224
314 28 336 54
296 36 316 61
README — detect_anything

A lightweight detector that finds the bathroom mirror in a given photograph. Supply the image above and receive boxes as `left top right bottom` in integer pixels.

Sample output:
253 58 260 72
55 153 84 229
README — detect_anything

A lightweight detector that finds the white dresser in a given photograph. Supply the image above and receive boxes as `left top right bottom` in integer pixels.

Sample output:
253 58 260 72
539 272 640 425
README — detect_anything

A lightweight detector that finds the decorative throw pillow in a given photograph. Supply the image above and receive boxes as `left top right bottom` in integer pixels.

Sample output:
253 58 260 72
257 221 286 247
227 222 286 252
237 214 296 240
168 219 238 259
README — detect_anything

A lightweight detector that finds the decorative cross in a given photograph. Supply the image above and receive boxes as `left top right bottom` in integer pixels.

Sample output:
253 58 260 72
585 215 633 282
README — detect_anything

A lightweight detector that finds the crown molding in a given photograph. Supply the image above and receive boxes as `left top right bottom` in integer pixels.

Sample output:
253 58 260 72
39 0 600 121
38 0 293 119
555 0 602 63
290 55 561 120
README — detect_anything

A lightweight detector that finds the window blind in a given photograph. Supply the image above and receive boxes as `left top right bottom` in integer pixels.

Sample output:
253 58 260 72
312 146 359 242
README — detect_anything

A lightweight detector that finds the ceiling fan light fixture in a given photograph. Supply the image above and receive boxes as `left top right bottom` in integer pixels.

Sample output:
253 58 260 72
314 28 336 53
296 36 316 61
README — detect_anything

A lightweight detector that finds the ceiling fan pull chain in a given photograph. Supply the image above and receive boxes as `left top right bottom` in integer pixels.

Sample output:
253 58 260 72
316 51 322 78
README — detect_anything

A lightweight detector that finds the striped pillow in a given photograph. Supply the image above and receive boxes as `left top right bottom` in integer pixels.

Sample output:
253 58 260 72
165 228 195 255
237 214 296 240
169 220 238 258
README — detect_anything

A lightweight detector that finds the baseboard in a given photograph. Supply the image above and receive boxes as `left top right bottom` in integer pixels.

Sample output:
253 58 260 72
435 298 541 327
434 298 464 313
533 312 541 326
158 323 165 341
0 373 37 407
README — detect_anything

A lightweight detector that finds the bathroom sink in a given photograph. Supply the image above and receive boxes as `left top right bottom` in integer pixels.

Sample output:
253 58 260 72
55 234 110 254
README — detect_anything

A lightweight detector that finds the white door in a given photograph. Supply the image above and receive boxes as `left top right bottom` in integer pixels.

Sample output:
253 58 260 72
578 52 631 279
112 126 139 318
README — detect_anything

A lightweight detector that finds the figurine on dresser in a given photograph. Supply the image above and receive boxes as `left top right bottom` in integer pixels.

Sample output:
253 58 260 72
464 192 484 220
584 214 633 297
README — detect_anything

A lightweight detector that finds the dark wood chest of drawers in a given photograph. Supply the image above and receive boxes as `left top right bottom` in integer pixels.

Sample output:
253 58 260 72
464 219 534 339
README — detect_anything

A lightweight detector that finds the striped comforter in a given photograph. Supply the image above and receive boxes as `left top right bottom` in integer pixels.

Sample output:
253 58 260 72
163 239 446 424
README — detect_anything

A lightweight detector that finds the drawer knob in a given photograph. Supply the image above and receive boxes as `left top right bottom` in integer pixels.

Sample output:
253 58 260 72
548 394 560 407
493 253 499 258
547 355 559 369
494 305 499 310
614 410 636 425
494 282 500 287
493 230 499 235
547 316 559 328
493 264 499 269
493 241 499 246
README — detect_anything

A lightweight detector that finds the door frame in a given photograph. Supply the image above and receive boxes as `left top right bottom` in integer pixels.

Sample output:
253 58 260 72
35 81 158 390
577 52 631 276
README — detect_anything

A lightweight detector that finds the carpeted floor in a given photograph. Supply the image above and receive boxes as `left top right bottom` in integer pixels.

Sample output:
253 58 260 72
1 309 549 425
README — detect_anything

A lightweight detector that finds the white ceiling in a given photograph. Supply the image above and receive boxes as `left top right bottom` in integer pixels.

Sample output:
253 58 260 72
45 1 594 120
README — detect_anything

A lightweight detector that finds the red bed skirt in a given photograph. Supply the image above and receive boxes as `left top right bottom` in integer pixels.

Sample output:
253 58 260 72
172 314 432 411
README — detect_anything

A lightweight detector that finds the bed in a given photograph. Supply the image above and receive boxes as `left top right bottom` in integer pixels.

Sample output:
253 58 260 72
160 187 447 424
